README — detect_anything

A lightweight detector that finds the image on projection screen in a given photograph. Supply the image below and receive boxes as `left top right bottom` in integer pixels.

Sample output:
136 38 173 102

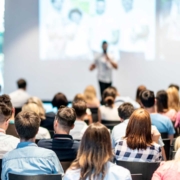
157 0 180 61
39 0 156 61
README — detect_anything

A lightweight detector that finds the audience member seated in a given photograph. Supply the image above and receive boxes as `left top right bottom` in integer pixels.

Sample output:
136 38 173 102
0 95 19 158
140 90 175 143
156 90 177 123
73 94 93 123
135 85 147 107
115 109 162 162
64 123 132 180
152 137 180 180
112 86 140 109
1 111 63 180
99 87 119 121
38 106 80 161
9 79 30 108
22 103 50 139
167 87 180 128
70 100 88 140
41 92 68 130
84 85 100 107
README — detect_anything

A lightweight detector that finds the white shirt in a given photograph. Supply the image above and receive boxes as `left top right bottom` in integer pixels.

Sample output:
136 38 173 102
0 128 20 158
64 161 132 180
35 127 51 140
100 105 120 121
115 96 140 109
111 119 164 148
70 120 88 140
94 53 115 83
9 89 30 107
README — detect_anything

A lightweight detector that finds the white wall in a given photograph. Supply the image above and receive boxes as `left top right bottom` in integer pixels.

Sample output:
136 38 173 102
4 0 180 100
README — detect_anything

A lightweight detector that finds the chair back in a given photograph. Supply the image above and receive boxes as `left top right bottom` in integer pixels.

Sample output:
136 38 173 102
160 133 168 139
61 161 73 172
89 107 98 122
162 139 171 160
101 120 120 130
48 130 54 138
6 124 19 138
131 174 143 180
9 174 62 180
116 160 160 180
0 159 2 180
15 107 22 116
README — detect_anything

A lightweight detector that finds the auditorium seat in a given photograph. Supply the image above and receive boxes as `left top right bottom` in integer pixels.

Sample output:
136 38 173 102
60 161 73 172
14 107 22 116
162 139 171 160
131 174 143 180
101 120 120 130
9 174 62 180
6 124 19 138
160 133 168 139
116 160 160 180
89 107 98 122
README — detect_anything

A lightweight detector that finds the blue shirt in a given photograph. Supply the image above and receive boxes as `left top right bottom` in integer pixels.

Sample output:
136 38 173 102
150 113 175 135
1 142 64 180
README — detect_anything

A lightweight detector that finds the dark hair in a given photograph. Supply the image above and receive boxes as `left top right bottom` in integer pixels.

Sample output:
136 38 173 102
169 84 179 91
52 92 68 109
125 109 152 150
72 100 87 117
70 123 112 180
136 85 147 104
140 90 155 108
103 87 116 106
0 94 13 109
0 103 13 123
15 111 40 140
102 41 107 45
69 8 82 19
56 106 76 128
156 90 168 113
118 103 134 120
17 79 27 89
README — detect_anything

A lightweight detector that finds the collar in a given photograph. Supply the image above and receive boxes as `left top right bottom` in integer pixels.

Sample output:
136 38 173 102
54 134 73 140
17 142 37 149
0 128 5 134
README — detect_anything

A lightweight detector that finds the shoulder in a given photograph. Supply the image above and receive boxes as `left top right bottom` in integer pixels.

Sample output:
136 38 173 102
64 168 81 179
38 139 52 146
151 143 161 151
39 127 49 134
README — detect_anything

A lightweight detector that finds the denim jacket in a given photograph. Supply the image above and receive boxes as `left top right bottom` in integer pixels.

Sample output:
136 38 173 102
1 142 64 180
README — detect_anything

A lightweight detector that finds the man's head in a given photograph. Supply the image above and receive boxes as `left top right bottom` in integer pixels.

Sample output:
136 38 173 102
121 0 133 13
15 111 40 141
169 84 179 92
54 106 76 133
17 79 27 90
52 92 68 109
96 0 106 15
118 102 134 121
51 0 64 11
72 100 87 119
69 9 82 24
140 90 155 108
102 41 108 53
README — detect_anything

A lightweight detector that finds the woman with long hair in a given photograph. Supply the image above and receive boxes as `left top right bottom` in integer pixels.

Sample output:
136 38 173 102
152 137 180 180
115 109 162 162
156 90 177 123
64 123 132 180
99 87 119 121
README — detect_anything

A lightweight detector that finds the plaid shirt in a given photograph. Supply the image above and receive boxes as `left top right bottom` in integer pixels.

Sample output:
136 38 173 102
115 139 162 162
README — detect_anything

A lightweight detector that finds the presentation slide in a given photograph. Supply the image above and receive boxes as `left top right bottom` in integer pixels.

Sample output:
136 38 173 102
39 0 156 61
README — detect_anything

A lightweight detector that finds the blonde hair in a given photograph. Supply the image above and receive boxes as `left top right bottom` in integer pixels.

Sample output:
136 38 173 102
73 94 86 102
25 97 45 119
167 87 180 112
84 85 97 103
174 137 180 151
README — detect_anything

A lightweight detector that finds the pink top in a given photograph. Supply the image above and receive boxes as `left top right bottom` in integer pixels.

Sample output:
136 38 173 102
160 109 177 122
175 111 180 128
152 161 180 180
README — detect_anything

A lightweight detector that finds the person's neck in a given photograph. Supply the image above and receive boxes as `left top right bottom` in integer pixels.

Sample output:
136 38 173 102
20 138 35 143
19 88 26 91
76 117 84 121
55 128 69 135
0 123 7 132
144 106 156 114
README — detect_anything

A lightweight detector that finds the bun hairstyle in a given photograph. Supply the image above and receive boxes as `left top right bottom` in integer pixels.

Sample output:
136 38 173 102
0 102 13 122
103 87 116 106
0 95 13 109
